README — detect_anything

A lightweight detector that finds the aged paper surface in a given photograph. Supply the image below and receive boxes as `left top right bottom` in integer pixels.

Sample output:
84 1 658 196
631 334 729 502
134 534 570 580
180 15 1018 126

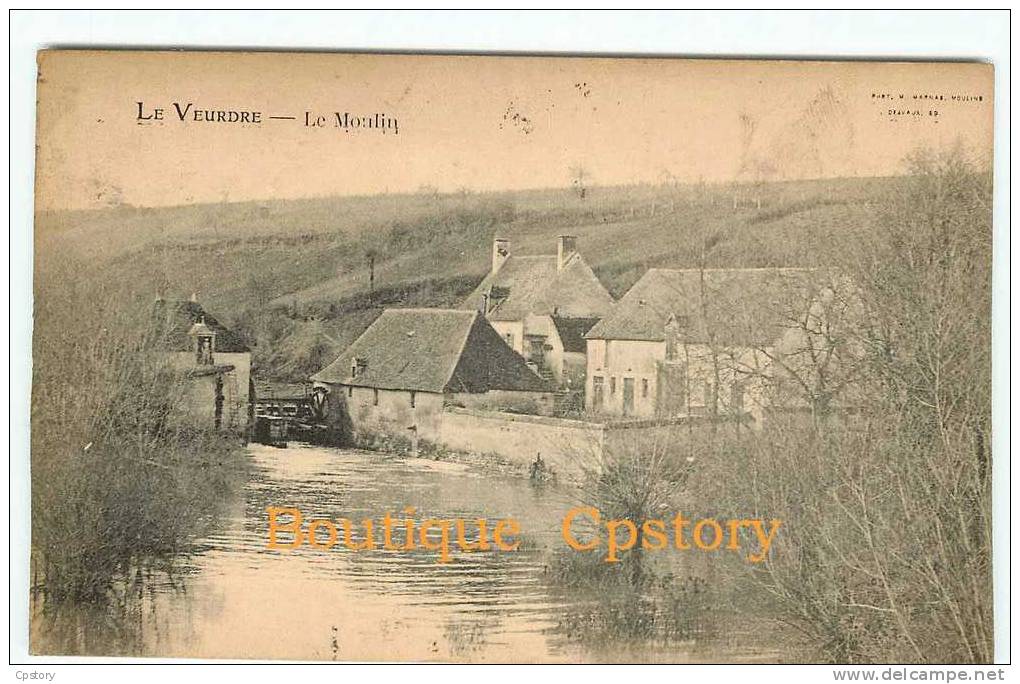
32 51 994 663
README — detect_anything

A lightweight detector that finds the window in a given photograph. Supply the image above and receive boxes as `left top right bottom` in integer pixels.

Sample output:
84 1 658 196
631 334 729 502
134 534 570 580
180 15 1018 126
642 378 649 398
347 386 353 398
410 391 416 408
373 389 379 406
610 376 617 396
505 332 515 349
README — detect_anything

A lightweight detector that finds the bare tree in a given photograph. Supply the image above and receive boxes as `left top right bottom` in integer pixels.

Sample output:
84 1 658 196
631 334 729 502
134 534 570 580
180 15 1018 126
570 165 590 200
698 148 993 663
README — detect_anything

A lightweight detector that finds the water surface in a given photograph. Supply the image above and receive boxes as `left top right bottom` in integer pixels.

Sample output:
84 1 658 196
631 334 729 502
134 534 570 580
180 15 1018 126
33 443 775 662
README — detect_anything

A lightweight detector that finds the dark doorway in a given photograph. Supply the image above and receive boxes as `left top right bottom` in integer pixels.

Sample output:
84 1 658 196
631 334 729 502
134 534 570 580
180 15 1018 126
623 377 635 416
526 336 547 369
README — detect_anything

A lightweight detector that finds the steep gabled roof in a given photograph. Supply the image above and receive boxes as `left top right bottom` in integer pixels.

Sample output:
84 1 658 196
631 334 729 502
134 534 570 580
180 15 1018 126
460 253 614 321
154 299 251 353
586 268 817 347
551 316 600 354
310 308 551 393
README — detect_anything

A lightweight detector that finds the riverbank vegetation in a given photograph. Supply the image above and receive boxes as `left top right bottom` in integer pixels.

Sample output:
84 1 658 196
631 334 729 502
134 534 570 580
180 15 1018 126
31 252 249 611
560 150 992 663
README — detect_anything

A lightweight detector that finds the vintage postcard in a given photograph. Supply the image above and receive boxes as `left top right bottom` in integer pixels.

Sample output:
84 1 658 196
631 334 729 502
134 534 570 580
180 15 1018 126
31 51 994 663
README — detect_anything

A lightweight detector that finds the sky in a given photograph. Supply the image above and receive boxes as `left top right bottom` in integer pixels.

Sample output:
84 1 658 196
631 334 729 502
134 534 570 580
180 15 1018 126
34 52 994 211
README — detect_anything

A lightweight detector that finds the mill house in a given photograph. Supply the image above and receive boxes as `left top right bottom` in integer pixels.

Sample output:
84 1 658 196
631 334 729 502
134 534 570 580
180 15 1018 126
311 308 554 444
461 235 614 390
584 268 817 423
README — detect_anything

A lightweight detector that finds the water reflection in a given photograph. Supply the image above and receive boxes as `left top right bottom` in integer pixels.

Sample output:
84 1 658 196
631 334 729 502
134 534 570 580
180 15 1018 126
32 443 772 662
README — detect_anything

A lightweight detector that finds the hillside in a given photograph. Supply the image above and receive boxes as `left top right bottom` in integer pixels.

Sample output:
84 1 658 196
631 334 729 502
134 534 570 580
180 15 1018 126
36 177 895 380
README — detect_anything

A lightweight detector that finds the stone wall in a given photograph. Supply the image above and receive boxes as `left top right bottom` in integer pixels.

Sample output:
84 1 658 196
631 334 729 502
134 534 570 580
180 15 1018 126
438 407 603 479
437 408 741 482
167 350 251 427
170 373 220 430
316 381 749 481
339 385 445 441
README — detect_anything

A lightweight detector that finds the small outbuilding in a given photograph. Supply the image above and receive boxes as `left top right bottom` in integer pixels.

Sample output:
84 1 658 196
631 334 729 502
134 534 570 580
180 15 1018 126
153 297 253 432
311 308 554 443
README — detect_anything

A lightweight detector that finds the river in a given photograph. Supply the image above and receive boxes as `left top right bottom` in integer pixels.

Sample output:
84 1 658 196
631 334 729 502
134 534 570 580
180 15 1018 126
31 443 779 662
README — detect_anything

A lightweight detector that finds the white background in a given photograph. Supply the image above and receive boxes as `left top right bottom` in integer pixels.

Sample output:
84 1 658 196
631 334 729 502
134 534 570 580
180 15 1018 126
5 9 1013 679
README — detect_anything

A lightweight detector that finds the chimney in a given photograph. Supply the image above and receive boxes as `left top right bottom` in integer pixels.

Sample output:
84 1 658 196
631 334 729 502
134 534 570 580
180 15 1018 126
492 237 510 275
557 235 578 271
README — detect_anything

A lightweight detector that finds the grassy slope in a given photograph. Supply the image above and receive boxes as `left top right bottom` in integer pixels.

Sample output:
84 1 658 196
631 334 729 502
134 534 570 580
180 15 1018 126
37 177 892 379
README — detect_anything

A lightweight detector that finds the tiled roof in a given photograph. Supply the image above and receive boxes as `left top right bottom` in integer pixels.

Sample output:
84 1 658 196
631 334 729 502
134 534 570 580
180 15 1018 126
586 268 817 346
460 254 614 321
154 300 251 353
550 316 600 353
311 308 551 393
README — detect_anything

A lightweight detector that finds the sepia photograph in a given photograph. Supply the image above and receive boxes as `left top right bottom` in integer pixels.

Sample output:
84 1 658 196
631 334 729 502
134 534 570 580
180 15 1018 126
15 14 1005 670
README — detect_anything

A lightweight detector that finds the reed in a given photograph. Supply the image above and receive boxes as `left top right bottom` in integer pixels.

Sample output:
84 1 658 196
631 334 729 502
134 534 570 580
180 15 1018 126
31 248 248 605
